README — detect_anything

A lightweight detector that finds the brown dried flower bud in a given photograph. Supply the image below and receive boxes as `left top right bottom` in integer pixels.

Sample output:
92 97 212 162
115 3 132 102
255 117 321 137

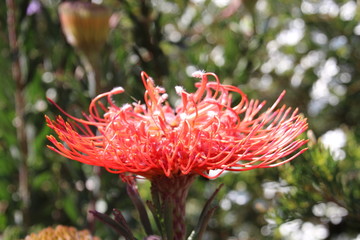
58 1 111 54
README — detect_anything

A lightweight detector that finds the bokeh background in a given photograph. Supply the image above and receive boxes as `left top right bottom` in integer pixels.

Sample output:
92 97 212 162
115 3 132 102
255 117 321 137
1 0 360 239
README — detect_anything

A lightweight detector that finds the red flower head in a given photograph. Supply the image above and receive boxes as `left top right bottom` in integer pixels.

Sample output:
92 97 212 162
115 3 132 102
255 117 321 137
46 71 308 180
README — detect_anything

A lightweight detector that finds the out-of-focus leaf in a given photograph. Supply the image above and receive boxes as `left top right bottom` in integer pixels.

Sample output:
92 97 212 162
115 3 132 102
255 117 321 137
63 194 79 223
91 209 136 240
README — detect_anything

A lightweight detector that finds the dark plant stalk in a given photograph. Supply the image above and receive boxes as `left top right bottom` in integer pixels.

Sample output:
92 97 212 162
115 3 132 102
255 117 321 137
6 0 30 228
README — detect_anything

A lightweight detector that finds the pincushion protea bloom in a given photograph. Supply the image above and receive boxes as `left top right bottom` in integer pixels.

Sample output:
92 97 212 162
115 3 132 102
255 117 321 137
46 71 308 239
46 71 308 178
24 225 100 240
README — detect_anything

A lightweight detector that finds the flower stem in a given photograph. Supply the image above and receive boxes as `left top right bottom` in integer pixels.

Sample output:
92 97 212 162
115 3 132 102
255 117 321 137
80 51 103 232
151 175 196 240
80 51 102 98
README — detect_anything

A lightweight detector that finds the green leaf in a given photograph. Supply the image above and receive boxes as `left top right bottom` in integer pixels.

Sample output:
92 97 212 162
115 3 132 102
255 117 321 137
191 184 223 240
127 182 153 236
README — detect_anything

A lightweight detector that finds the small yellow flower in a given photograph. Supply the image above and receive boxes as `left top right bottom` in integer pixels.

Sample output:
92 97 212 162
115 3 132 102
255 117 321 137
24 225 100 240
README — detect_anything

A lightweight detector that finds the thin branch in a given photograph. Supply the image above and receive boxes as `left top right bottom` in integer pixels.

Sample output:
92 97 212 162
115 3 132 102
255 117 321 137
6 0 30 228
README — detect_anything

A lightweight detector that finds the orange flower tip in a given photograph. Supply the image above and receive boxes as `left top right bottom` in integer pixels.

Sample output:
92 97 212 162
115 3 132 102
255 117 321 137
46 136 58 143
192 70 206 78
46 145 56 151
278 90 286 100
45 116 54 124
298 147 309 154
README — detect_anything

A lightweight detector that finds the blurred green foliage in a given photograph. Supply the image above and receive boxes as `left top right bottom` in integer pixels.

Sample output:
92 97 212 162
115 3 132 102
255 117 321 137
0 0 360 239
267 131 360 238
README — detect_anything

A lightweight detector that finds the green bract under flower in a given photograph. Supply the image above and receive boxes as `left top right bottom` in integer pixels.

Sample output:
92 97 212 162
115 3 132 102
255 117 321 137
46 71 308 180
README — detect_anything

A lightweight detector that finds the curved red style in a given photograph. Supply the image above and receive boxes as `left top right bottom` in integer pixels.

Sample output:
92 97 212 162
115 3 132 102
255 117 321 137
46 71 308 180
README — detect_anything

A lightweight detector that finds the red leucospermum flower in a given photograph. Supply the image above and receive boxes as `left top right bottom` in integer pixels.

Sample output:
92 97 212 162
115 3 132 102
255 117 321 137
46 71 308 239
46 71 308 179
